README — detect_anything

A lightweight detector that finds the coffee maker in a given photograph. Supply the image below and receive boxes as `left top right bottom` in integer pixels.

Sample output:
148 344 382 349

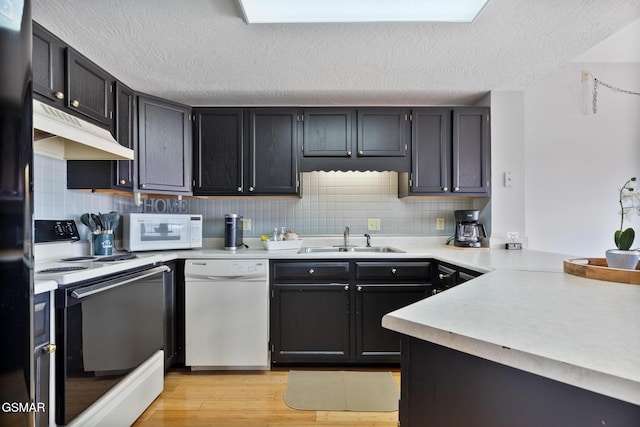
224 214 244 250
454 210 486 248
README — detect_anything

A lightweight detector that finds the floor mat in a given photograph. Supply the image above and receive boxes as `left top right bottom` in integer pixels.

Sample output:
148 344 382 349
284 370 399 412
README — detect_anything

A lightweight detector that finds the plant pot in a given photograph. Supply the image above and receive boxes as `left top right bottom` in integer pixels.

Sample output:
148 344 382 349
605 249 640 270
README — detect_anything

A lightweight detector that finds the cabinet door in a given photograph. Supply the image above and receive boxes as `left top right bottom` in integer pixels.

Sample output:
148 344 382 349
302 108 354 157
410 108 451 194
138 95 192 194
32 22 65 104
355 284 430 362
248 109 299 195
66 82 135 191
271 283 350 364
357 108 409 157
66 49 114 127
193 108 244 195
113 82 135 189
452 107 490 194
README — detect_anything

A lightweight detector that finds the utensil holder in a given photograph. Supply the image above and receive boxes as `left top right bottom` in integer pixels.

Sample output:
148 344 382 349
93 232 114 256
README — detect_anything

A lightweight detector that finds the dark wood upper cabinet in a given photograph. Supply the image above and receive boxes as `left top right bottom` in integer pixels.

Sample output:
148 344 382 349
66 82 135 191
193 108 300 196
113 82 136 189
137 95 192 194
33 22 114 129
32 22 66 105
300 108 410 172
193 108 244 195
248 108 299 195
400 107 490 197
452 108 490 194
407 108 451 193
301 108 354 157
66 50 114 127
357 108 410 157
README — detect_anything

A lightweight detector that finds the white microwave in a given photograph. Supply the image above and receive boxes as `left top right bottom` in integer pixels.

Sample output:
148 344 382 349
122 213 203 251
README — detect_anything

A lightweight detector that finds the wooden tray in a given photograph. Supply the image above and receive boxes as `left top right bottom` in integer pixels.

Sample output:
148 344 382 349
563 258 640 285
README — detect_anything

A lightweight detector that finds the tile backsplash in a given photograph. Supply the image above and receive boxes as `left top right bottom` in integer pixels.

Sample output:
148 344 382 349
34 155 472 238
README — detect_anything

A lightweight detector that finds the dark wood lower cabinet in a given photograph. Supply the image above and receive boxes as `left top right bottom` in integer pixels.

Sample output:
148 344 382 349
400 337 640 427
271 283 351 364
270 260 431 365
356 284 430 362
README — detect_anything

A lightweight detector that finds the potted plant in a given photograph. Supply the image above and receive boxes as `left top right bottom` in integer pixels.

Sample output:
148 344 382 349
605 177 640 269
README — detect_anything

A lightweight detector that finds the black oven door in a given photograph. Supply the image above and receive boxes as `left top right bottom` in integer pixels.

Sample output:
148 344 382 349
55 265 169 425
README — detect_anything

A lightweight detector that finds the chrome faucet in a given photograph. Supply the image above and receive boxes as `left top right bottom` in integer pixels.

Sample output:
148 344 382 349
343 226 350 247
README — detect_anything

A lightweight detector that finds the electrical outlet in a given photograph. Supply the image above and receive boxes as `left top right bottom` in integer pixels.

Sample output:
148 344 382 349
367 218 381 231
507 231 519 240
242 218 252 231
436 218 445 230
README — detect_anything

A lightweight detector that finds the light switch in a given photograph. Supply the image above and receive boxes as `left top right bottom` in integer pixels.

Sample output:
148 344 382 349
504 172 513 187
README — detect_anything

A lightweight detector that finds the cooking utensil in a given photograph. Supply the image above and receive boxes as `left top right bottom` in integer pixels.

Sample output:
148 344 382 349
91 213 103 232
107 211 120 231
80 213 97 232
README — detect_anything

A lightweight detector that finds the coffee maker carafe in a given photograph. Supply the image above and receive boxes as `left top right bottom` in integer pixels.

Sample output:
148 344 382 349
454 210 486 248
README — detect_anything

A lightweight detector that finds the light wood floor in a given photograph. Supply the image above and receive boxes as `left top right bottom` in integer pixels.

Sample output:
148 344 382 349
133 368 400 427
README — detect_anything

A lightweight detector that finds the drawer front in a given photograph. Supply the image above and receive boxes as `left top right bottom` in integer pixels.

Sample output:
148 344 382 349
355 262 431 282
272 262 350 282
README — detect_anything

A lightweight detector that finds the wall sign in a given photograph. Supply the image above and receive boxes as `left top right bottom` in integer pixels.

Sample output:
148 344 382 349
142 198 189 214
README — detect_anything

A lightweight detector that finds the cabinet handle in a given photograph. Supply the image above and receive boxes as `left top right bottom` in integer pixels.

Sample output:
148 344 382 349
344 285 349 291
249 187 254 192
346 150 352 156
438 273 450 280
358 150 364 155
140 183 146 189
453 187 460 192
71 99 80 108
308 269 314 275
357 286 362 292
54 91 64 100
391 268 397 275
41 344 56 354
237 187 242 192
119 179 126 185
442 186 448 192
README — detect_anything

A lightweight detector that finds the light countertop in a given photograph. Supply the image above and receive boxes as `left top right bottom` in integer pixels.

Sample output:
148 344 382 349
36 235 640 405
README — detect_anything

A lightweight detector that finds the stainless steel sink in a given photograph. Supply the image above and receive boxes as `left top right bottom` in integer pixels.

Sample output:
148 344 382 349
297 246 405 254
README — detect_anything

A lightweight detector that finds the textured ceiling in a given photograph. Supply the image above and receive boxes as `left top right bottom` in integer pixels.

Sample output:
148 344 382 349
32 0 640 106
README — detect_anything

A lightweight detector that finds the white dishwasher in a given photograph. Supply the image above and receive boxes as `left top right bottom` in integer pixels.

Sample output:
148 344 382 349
184 259 269 370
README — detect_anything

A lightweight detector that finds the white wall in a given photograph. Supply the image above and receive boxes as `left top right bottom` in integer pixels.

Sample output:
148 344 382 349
484 91 526 245
524 63 640 256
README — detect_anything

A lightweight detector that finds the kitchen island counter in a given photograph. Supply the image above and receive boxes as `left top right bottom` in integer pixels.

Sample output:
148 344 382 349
382 267 640 407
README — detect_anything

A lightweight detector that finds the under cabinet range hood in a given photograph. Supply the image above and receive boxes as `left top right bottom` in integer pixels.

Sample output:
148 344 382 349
33 99 134 160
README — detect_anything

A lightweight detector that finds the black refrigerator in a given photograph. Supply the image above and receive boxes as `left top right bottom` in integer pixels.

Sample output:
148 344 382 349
0 1 33 426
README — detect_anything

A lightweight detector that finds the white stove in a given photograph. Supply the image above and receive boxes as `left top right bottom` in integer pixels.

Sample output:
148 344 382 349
34 219 161 286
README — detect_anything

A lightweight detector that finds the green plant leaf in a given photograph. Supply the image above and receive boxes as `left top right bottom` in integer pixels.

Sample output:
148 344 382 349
616 228 635 250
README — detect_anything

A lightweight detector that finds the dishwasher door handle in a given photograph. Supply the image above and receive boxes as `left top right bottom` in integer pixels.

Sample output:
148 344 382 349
204 276 267 282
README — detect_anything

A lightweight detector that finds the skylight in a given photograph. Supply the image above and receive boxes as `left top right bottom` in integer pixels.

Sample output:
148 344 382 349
238 0 489 24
